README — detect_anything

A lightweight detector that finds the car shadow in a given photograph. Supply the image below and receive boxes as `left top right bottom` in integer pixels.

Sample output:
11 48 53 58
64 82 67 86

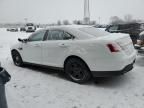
21 64 132 88
23 64 68 81
92 73 131 88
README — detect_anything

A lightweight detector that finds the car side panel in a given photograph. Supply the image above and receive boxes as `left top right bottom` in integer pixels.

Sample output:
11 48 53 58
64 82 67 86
61 39 136 72
19 42 42 64
42 40 73 67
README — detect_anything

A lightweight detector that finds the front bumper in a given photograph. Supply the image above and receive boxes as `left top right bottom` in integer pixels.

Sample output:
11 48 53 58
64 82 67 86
91 60 135 77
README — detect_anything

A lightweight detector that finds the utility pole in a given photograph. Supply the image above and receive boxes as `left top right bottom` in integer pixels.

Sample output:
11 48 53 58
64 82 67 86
99 17 101 24
84 0 90 25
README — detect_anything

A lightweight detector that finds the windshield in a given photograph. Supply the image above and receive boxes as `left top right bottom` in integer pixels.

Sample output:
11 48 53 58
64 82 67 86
79 27 110 37
26 23 34 26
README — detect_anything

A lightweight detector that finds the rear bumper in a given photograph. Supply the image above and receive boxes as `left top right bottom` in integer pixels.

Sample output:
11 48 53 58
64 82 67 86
91 60 135 77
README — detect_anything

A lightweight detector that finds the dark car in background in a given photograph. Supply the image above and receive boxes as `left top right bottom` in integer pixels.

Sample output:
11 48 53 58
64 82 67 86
7 27 18 32
20 27 26 32
105 23 144 44
94 24 108 28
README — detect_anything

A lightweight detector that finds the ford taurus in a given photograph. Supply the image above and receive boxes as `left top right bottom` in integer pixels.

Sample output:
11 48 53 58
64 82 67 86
11 25 136 83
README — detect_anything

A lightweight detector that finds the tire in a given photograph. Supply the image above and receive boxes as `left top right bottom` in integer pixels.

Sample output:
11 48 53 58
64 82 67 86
64 58 91 84
11 51 23 67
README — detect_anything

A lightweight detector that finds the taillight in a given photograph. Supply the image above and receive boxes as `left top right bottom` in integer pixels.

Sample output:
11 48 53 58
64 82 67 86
107 43 120 52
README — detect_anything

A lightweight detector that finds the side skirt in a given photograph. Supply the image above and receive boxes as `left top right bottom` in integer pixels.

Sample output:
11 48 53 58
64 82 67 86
23 62 64 71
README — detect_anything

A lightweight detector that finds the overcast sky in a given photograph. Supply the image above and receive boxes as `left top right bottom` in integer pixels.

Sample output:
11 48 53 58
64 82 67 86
0 0 144 24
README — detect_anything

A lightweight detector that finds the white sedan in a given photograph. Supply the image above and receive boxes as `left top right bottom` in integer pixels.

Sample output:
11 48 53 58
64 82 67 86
11 25 136 83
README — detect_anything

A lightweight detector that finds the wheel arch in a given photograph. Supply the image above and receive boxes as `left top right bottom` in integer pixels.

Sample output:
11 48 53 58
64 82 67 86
64 55 91 71
11 49 24 66
11 49 20 54
11 49 22 60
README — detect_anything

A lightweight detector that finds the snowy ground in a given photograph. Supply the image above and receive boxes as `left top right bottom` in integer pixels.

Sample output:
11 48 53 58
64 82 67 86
0 28 144 108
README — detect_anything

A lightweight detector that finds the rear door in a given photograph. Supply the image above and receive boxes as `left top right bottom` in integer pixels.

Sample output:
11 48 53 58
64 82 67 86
42 29 73 67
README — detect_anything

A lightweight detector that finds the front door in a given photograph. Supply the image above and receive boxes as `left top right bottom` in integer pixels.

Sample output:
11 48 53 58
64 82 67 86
21 30 46 64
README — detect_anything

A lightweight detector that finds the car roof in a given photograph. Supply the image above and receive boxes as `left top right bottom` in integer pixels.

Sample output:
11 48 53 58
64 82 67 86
46 25 92 30
43 25 109 39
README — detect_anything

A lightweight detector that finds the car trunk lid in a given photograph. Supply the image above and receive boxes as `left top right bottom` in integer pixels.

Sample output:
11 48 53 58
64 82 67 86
99 33 135 55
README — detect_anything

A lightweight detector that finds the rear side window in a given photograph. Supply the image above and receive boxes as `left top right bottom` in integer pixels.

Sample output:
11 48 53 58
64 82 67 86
46 30 74 40
47 30 64 40
63 32 74 40
79 27 109 37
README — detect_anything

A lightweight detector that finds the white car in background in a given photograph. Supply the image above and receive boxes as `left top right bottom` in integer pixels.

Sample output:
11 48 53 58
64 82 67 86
11 25 136 83
25 23 36 32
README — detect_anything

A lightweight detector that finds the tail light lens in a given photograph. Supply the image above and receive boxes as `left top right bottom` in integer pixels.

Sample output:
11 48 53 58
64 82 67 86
107 43 120 52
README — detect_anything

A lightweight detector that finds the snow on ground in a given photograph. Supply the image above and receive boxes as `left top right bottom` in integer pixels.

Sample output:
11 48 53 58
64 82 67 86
97 28 106 31
0 28 144 108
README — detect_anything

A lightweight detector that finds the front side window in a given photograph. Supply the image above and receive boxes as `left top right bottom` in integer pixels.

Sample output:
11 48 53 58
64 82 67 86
28 30 46 42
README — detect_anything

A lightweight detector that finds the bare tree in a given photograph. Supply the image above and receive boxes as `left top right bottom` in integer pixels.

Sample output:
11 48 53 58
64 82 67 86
73 20 78 24
90 21 96 25
124 14 133 22
63 20 70 25
73 20 82 25
57 20 61 25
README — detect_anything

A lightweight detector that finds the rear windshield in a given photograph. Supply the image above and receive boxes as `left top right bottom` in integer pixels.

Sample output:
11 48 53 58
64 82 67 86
79 27 110 37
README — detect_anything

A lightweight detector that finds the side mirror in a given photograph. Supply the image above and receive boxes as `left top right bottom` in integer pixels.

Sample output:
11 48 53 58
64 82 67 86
18 38 28 43
18 38 23 42
23 39 29 43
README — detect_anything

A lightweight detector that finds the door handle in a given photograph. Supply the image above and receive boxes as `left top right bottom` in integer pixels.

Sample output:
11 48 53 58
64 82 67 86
58 43 68 48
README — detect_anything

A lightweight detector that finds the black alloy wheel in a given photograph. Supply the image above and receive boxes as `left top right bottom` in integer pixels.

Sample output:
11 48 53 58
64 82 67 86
12 51 23 66
65 58 91 83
